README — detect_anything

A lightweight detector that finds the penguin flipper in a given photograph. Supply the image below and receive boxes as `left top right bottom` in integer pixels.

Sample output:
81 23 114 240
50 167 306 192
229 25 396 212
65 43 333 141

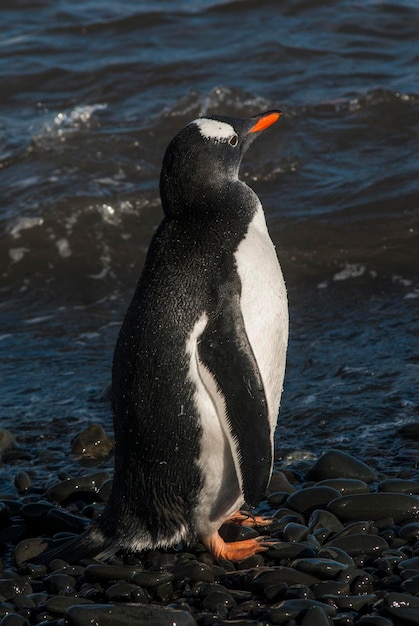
198 294 271 507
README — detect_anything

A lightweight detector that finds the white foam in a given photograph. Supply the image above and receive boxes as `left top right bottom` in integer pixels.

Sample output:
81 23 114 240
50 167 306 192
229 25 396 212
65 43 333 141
10 217 44 239
192 118 235 142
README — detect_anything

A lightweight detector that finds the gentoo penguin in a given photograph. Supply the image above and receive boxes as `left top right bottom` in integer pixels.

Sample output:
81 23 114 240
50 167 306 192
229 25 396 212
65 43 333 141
33 110 288 564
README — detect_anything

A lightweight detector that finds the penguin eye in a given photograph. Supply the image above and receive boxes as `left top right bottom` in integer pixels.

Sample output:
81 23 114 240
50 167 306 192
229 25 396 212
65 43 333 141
229 134 238 147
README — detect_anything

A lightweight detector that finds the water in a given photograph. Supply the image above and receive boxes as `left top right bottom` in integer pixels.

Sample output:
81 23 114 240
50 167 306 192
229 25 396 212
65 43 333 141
1 0 419 488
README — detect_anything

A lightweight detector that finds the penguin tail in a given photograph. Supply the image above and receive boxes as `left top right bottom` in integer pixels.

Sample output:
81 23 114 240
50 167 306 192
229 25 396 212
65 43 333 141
17 527 118 566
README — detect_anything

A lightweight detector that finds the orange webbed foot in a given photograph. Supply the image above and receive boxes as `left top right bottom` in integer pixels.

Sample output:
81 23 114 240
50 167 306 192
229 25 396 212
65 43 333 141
226 509 273 528
202 532 270 561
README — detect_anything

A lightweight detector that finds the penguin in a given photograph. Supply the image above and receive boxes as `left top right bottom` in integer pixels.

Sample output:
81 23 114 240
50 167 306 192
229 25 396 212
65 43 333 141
31 110 288 564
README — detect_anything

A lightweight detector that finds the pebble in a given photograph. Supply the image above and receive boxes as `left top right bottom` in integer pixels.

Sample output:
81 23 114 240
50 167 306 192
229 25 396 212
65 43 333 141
328 492 419 523
287 486 342 515
0 429 15 455
13 471 32 495
45 472 110 504
378 478 419 494
290 557 348 579
324 533 389 557
382 591 419 624
3 453 419 625
85 564 142 582
71 424 114 461
65 603 198 625
267 598 337 624
316 478 370 495
306 450 378 483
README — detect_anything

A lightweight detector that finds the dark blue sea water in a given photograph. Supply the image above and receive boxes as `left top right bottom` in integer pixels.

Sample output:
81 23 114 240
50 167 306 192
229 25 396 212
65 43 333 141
1 0 418 489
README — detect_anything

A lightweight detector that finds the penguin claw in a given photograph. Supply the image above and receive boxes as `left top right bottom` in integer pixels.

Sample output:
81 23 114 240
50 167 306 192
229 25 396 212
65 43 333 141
202 532 269 562
226 510 272 528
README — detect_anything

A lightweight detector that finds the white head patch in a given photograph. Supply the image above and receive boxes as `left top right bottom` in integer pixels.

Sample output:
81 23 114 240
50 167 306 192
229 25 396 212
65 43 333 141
192 118 235 143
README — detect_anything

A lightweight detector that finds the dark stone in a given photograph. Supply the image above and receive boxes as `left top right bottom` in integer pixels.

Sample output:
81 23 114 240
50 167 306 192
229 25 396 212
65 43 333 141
328 493 419 523
383 591 419 624
307 450 378 483
45 471 110 504
287 486 341 515
290 557 348 579
85 564 142 582
43 573 76 594
14 472 32 495
316 478 370 495
0 579 32 601
71 424 114 460
172 560 215 583
43 595 95 614
323 533 388 557
378 478 419 494
268 599 337 624
65 603 197 625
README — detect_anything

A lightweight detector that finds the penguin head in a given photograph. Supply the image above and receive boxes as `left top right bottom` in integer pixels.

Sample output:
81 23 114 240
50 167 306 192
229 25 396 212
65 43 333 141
160 110 282 218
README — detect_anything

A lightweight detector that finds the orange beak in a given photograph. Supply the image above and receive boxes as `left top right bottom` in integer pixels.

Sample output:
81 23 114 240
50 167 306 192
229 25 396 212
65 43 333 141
248 111 282 134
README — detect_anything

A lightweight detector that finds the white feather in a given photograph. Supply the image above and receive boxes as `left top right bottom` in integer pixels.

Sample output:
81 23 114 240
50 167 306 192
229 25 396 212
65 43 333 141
192 118 235 142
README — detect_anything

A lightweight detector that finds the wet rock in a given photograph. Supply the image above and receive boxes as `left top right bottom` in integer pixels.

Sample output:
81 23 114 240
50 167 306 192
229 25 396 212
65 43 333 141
14 537 55 567
0 429 15 455
307 450 378 483
71 424 114 461
0 503 11 530
312 579 350 598
301 605 332 626
328 493 419 523
85 564 142 582
65 602 197 625
0 615 28 626
45 507 89 535
251 566 321 591
401 575 419 594
308 509 344 533
267 598 337 624
267 492 289 507
287 486 341 515
105 581 145 602
268 471 297 494
14 471 32 495
202 590 236 611
44 573 76 594
399 521 419 540
264 541 317 561
382 591 419 624
172 560 215 584
290 557 348 579
358 617 394 626
378 478 419 494
316 478 370 495
20 501 55 531
0 578 32 601
283 522 310 542
323 534 388 557
44 595 95 614
45 472 110 504
324 593 376 611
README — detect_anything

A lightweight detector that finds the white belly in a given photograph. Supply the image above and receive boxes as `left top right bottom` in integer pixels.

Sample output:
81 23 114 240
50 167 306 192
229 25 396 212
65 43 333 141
186 207 288 538
234 202 289 432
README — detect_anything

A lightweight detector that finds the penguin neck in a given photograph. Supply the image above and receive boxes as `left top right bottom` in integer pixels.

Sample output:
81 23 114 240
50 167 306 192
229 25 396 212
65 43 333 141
160 177 260 224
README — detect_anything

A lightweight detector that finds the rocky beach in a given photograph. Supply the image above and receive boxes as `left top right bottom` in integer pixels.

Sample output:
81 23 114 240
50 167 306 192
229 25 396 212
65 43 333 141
2 434 419 625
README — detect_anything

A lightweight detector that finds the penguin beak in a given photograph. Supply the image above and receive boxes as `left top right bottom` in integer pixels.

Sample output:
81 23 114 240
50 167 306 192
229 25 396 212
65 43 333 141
247 111 282 134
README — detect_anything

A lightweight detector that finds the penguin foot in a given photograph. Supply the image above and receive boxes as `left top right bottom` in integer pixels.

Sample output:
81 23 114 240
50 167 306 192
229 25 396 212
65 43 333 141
226 510 272 527
202 532 269 561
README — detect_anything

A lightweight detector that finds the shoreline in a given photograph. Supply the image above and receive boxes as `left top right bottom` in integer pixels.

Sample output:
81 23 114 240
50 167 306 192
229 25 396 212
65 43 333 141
1 448 419 625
